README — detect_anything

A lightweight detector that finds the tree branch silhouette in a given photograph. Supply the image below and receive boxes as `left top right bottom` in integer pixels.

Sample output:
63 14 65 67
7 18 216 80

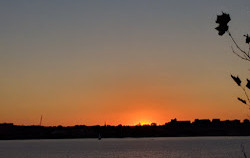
215 12 250 108
227 31 250 61
231 46 250 61
241 144 247 158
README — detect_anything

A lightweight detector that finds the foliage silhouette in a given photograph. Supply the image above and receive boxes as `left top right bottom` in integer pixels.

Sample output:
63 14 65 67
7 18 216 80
215 12 231 36
238 97 247 105
231 74 241 86
246 79 250 89
215 12 250 109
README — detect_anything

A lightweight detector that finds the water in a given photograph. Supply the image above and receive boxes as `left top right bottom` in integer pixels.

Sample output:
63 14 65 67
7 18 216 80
0 137 249 158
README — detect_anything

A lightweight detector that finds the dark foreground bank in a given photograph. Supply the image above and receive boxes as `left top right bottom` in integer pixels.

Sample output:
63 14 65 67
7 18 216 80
1 119 250 140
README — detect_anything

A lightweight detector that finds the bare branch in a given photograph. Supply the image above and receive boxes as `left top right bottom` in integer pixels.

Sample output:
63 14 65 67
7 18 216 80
241 144 247 158
248 43 250 56
231 46 250 61
227 31 250 61
241 86 250 103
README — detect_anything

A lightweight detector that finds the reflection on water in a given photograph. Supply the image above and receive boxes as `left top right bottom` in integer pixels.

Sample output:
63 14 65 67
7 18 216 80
0 137 249 158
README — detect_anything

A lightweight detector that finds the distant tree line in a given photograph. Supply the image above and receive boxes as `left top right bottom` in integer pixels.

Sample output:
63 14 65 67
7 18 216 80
1 118 250 140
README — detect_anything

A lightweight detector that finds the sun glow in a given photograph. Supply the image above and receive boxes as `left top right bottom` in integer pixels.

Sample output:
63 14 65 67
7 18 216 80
137 120 152 126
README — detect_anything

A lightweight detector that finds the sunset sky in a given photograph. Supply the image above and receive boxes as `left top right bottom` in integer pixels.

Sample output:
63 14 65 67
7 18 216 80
1 1 250 126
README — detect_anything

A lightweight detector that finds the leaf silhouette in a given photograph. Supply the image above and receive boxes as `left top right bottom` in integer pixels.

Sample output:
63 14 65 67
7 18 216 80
231 75 241 86
246 79 250 89
215 12 231 36
238 97 246 104
215 25 229 36
215 12 231 25
244 34 250 44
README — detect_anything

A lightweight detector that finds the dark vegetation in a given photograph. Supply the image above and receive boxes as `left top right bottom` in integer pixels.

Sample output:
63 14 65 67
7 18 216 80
215 12 250 157
1 119 250 140
215 12 250 109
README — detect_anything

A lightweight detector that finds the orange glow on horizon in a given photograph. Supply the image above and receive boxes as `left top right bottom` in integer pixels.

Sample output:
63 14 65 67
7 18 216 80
137 120 152 126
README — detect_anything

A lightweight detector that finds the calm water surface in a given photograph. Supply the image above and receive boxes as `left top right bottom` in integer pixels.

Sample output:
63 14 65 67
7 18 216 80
0 137 249 158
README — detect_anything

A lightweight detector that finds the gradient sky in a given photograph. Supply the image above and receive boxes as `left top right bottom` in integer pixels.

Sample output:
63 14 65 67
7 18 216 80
1 1 250 126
